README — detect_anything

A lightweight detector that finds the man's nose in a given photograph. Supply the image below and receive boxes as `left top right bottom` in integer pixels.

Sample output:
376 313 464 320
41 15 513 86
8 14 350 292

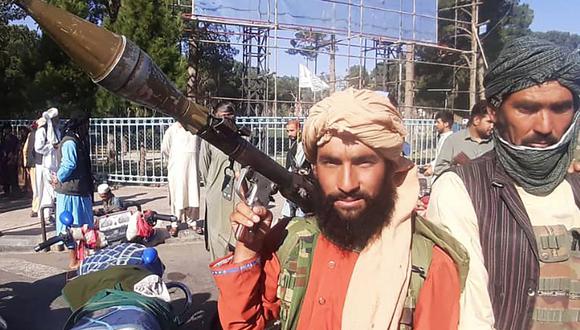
337 165 359 194
533 110 554 136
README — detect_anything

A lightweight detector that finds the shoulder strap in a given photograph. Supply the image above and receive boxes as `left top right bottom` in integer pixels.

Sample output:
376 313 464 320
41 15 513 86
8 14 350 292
566 173 580 208
276 217 320 266
414 214 470 290
400 214 470 329
276 217 320 330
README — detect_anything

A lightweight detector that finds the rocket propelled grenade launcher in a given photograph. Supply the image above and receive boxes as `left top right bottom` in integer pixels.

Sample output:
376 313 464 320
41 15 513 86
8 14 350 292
16 0 314 212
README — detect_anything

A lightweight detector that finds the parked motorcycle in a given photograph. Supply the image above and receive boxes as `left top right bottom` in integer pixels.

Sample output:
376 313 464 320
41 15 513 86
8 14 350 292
34 214 193 329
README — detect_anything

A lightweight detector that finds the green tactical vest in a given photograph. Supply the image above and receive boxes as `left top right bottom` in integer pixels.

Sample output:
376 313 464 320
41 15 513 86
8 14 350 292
530 225 580 328
275 214 470 330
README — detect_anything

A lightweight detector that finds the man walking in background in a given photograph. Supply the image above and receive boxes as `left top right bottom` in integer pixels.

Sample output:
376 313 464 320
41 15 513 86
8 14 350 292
0 124 20 197
433 100 494 176
280 119 310 219
199 101 241 259
23 122 42 216
424 110 454 178
161 121 201 237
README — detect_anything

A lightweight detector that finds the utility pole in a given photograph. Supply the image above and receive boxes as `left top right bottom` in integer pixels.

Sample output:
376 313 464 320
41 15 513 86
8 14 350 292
469 0 479 108
329 34 336 93
404 43 415 118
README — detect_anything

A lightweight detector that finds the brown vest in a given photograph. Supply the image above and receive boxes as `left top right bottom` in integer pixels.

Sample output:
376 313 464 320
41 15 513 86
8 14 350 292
452 150 580 330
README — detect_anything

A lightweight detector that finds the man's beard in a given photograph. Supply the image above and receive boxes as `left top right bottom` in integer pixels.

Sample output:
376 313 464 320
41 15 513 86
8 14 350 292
313 176 397 251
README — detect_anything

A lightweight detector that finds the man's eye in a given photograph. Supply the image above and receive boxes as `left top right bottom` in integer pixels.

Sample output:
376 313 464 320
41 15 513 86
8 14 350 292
321 160 339 166
355 160 375 167
518 106 535 114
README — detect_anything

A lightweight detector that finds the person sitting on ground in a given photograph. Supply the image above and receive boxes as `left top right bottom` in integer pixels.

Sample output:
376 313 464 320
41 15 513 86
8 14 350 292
94 183 124 216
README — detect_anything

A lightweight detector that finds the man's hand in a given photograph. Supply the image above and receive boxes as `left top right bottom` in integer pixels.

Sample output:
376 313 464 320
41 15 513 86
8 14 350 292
568 160 580 174
423 165 433 176
50 173 59 188
230 202 273 263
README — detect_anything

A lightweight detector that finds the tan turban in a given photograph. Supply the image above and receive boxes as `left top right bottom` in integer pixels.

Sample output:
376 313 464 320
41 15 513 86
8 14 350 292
303 88 409 167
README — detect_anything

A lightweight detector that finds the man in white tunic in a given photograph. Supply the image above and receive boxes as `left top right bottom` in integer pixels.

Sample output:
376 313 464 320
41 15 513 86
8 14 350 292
34 107 60 222
161 121 201 236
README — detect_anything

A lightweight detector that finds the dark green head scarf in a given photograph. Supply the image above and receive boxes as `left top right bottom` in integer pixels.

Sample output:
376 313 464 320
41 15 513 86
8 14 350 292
485 36 580 196
485 36 580 108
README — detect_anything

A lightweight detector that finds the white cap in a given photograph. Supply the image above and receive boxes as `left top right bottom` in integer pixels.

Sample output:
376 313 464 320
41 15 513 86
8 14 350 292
97 183 110 194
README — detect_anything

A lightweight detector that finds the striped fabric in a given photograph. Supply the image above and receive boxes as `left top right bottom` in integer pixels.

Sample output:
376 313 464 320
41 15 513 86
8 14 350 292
452 151 580 330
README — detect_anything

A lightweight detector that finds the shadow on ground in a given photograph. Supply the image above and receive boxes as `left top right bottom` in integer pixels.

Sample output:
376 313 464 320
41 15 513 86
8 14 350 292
0 272 220 330
176 292 220 330
0 272 71 330
0 195 32 214
2 223 55 236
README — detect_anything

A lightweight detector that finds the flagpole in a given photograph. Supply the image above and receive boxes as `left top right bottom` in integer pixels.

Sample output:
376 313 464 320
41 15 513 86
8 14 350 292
298 87 301 117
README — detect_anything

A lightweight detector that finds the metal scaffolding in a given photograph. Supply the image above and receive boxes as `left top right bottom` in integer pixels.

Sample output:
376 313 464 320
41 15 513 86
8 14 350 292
174 0 483 118
241 26 270 116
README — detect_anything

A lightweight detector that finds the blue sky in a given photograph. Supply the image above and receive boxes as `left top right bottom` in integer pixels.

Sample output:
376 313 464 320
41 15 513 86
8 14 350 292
13 1 580 78
522 0 580 34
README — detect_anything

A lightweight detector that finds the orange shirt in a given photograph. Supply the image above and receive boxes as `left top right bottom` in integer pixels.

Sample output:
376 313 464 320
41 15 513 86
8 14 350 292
210 236 460 330
296 235 359 329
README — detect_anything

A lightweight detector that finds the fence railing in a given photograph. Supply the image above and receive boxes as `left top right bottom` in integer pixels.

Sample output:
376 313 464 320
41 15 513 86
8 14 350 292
2 117 439 184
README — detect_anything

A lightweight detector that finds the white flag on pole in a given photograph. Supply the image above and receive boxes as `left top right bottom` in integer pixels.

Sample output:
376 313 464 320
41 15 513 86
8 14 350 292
299 64 329 92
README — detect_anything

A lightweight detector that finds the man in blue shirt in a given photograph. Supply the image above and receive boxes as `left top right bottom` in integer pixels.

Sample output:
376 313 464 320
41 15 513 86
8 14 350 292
52 111 94 269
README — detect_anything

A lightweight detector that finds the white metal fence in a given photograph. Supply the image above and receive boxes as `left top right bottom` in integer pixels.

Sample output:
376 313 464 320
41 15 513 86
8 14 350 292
2 117 439 184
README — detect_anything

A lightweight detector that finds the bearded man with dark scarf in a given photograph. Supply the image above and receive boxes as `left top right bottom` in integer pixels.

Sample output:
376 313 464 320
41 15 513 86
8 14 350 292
209 89 469 330
52 111 94 269
427 36 580 330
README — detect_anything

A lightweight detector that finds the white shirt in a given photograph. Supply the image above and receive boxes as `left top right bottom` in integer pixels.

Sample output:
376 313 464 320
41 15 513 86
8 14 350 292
34 125 60 171
427 173 580 329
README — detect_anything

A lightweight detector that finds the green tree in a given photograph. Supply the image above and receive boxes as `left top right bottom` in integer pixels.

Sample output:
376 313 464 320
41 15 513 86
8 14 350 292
411 0 534 114
480 1 534 63
0 2 40 118
186 22 241 106
27 0 110 117
532 30 580 50
345 65 370 88
370 62 399 91
95 0 187 116
287 31 336 75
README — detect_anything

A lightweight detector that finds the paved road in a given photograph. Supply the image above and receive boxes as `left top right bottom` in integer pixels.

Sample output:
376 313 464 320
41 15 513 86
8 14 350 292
0 184 289 329
0 240 218 330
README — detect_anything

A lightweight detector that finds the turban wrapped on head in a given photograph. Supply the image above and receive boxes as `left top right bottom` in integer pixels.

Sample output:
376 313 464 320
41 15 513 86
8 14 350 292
484 36 580 108
485 36 580 196
303 88 410 169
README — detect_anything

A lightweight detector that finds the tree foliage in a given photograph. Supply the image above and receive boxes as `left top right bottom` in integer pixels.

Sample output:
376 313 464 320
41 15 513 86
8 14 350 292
532 31 580 50
0 0 576 119
411 0 534 113
95 0 187 117
187 22 241 106
287 31 334 74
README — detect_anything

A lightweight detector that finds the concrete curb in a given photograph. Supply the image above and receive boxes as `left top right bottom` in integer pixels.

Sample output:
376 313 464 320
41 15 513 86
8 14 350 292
0 228 204 253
